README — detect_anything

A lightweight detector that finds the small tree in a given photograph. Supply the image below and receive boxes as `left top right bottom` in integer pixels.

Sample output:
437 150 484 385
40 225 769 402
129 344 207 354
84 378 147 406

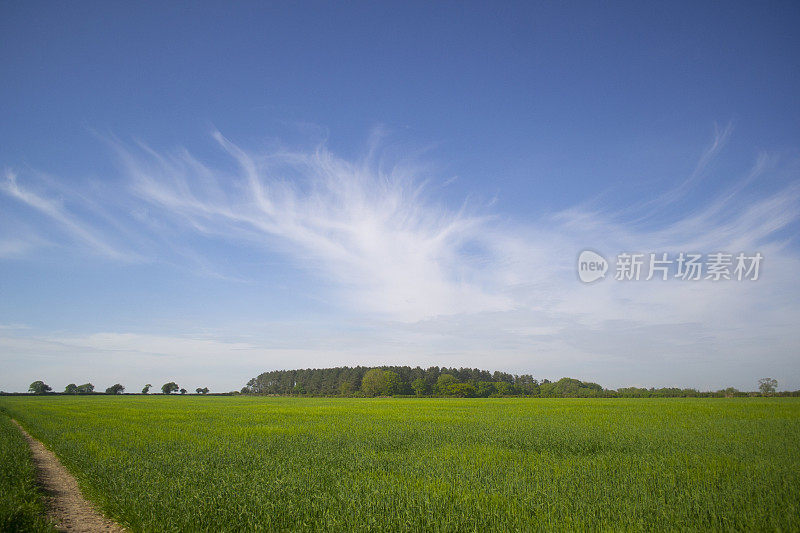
384 371 401 396
76 383 94 394
142 384 152 394
758 378 778 396
442 383 476 398
339 382 353 396
494 382 513 396
195 387 209 394
29 381 52 394
435 374 458 395
411 378 427 396
162 382 179 394
361 368 388 397
64 383 79 394
475 381 496 398
723 387 739 398
179 388 187 395
105 383 125 395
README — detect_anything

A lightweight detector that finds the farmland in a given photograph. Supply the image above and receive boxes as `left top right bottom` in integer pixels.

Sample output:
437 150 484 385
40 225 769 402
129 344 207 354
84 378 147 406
0 412 53 532
1 397 799 531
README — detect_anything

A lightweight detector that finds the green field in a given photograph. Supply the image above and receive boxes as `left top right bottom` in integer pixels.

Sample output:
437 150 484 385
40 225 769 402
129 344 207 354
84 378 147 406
0 412 54 532
1 397 798 531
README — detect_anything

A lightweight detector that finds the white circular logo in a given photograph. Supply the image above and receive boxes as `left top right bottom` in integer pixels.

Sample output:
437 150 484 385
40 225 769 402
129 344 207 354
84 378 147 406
577 250 608 283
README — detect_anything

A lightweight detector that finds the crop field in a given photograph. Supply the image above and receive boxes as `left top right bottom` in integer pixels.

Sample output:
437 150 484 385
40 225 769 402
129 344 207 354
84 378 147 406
1 397 799 532
0 411 53 532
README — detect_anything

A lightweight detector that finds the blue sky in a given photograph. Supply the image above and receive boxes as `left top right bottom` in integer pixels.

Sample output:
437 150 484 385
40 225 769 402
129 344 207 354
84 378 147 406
1 2 799 392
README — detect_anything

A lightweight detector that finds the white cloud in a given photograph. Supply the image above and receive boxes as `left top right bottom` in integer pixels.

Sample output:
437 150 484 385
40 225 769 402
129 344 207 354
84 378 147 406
1 128 799 390
0 238 37 258
121 132 516 321
1 170 134 260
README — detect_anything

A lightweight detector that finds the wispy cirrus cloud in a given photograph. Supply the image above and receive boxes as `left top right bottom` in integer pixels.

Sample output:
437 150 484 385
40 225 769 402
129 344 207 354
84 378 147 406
0 236 39 258
1 127 799 390
117 131 515 321
4 128 800 326
113 129 800 353
1 170 136 260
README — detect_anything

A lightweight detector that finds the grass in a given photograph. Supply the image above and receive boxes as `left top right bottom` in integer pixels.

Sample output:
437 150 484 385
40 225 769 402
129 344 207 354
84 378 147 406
0 396 798 531
0 411 54 532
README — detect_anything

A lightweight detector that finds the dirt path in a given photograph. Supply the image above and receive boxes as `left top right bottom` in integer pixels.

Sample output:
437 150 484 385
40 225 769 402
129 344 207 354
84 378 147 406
12 420 127 533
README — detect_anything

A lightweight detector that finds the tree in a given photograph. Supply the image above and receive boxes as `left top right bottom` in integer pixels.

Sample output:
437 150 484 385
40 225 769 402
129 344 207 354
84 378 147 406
442 383 476 398
29 381 52 394
722 387 739 398
475 381 496 398
196 387 209 394
384 371 401 395
76 383 94 394
759 378 778 396
339 382 353 396
435 374 458 395
105 383 125 395
162 382 179 394
411 378 428 396
494 382 513 396
515 374 539 396
361 368 388 397
64 383 78 394
180 388 187 395
142 384 152 394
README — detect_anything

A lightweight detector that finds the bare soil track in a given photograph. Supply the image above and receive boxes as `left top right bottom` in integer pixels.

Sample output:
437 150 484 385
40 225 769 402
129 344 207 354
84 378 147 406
12 419 126 533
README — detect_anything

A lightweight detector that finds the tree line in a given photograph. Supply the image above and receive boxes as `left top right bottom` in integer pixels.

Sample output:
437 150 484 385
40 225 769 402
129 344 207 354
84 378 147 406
24 381 210 395
241 367 797 398
16 372 795 398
